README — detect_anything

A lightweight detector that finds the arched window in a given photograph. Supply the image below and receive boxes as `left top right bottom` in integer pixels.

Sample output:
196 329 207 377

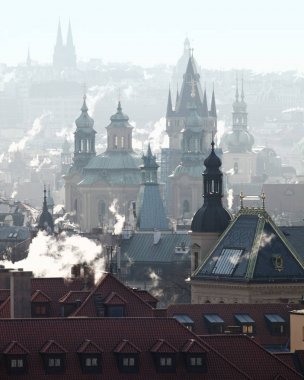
121 136 125 149
114 135 118 149
183 200 190 214
98 200 106 223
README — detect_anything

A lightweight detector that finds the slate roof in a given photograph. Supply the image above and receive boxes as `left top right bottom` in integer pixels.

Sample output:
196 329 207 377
136 185 169 230
202 335 302 380
192 207 304 283
167 303 291 349
120 232 191 264
0 317 254 379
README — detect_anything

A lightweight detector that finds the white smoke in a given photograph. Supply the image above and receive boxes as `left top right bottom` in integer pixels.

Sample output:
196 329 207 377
227 188 233 210
260 233 276 248
6 231 104 279
216 120 225 147
148 117 168 153
8 113 50 153
109 199 125 235
86 85 115 115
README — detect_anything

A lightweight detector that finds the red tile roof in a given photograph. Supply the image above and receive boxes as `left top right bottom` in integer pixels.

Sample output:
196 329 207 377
0 318 252 379
114 340 141 353
3 341 29 355
150 339 178 353
71 273 155 317
40 340 67 354
182 339 208 353
167 303 290 348
104 291 127 305
77 339 103 354
202 335 301 379
31 290 51 303
58 291 90 304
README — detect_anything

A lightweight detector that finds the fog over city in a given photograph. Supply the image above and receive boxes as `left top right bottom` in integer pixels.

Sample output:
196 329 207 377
0 0 304 282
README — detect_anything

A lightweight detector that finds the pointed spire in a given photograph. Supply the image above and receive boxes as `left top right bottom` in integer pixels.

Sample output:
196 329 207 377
147 142 153 158
166 86 173 116
202 88 208 117
210 84 217 117
117 100 122 112
241 75 245 102
66 19 74 47
56 19 63 47
43 185 48 212
81 94 88 113
235 74 239 102
26 47 31 66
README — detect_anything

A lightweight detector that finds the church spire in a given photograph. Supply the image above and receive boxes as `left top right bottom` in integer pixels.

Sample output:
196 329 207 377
210 85 217 117
66 19 74 47
26 47 31 67
202 88 208 117
241 75 245 102
56 19 63 47
235 74 239 102
38 186 54 233
166 86 173 116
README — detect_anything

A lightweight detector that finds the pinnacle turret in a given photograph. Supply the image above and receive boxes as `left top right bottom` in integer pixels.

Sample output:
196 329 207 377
210 87 217 117
202 89 208 117
166 87 173 117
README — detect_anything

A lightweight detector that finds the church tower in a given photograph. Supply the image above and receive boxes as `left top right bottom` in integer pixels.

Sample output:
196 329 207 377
53 20 77 69
190 140 231 272
106 101 133 152
136 144 168 231
73 95 96 171
38 187 54 233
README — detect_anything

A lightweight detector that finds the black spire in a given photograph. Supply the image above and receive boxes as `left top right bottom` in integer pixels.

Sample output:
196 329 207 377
38 186 54 233
191 140 231 233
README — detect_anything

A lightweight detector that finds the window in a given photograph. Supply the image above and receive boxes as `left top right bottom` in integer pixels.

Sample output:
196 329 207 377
117 354 139 373
79 354 102 374
234 314 255 335
265 314 286 336
194 252 199 270
173 315 194 331
5 356 27 375
204 314 224 334
154 354 176 373
212 248 243 276
106 305 125 317
186 353 207 373
42 354 65 374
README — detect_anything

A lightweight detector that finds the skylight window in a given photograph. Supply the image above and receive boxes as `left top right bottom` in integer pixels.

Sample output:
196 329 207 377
212 248 243 275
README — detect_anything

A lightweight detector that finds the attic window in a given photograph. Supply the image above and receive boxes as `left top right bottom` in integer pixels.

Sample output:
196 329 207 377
272 254 284 272
186 353 207 373
5 356 27 375
154 354 176 372
234 314 255 335
106 305 125 317
212 248 243 276
41 354 65 374
117 354 139 373
173 314 194 331
264 314 286 335
204 314 224 334
79 354 102 374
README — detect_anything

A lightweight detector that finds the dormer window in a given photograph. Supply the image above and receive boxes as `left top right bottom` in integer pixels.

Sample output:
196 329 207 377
77 339 103 374
3 341 29 375
264 314 286 335
114 340 140 374
235 314 255 335
173 314 194 331
40 340 67 374
186 353 207 373
151 340 177 373
204 314 224 334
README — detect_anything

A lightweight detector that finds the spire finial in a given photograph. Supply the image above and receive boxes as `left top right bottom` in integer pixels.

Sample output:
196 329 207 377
241 74 245 102
211 132 215 151
240 192 244 209
235 74 239 102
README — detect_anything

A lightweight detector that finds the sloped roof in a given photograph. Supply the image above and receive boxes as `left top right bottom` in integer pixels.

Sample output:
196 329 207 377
71 272 154 317
4 341 29 355
136 185 169 231
0 317 253 379
120 232 191 263
114 340 141 353
77 339 103 353
192 207 304 283
31 290 51 303
167 303 290 348
203 335 301 379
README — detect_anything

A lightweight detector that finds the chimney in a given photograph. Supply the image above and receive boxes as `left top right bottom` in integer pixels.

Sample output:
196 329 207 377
153 230 161 245
10 269 32 318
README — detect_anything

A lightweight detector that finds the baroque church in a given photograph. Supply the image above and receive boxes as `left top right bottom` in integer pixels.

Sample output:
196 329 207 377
64 98 142 232
165 53 217 220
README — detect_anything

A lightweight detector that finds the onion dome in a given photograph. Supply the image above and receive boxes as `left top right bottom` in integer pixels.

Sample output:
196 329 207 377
203 141 221 173
75 95 94 128
110 101 129 123
225 130 254 153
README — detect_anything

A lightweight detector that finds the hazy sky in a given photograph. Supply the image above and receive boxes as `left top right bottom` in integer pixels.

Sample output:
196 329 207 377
2 0 304 71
